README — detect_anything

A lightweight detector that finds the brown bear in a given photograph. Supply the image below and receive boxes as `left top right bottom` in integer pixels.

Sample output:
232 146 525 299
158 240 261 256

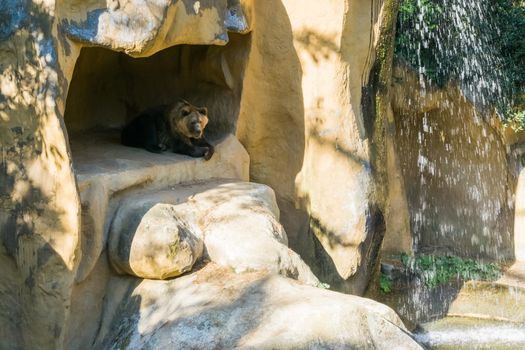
121 99 214 160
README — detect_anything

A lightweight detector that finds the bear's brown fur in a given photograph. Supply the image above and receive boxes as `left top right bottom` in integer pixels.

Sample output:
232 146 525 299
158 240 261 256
121 99 214 160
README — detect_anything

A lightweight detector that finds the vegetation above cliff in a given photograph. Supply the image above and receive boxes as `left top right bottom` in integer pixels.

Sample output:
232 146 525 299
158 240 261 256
395 0 525 130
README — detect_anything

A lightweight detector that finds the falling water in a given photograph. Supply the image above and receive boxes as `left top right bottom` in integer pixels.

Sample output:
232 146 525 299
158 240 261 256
395 0 514 259
414 318 525 350
397 0 511 110
386 1 525 348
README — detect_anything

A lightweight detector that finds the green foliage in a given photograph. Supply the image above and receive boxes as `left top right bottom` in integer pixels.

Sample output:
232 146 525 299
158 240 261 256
400 253 501 289
494 1 525 89
395 0 525 129
379 273 393 293
506 109 525 132
395 0 452 86
494 0 525 128
317 282 331 289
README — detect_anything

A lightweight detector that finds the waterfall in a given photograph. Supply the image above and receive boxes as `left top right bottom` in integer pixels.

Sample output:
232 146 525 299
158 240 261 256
396 0 511 113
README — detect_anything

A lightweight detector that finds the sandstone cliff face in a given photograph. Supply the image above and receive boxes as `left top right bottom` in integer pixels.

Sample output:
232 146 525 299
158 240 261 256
0 1 400 348
515 168 525 261
237 0 398 293
1 1 248 348
0 2 80 349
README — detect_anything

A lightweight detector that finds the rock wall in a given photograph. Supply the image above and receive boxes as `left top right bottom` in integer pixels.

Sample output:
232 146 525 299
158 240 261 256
237 0 398 293
515 167 525 261
507 128 525 262
391 65 514 261
0 1 249 349
0 3 80 349
0 0 400 348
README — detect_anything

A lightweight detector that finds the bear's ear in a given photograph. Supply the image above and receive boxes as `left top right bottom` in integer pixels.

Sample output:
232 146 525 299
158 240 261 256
198 107 208 115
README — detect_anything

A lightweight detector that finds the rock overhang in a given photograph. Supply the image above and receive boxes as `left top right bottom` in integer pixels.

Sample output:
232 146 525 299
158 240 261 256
60 0 250 57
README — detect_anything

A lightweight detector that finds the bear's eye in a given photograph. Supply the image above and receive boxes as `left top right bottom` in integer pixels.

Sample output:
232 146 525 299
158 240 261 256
181 109 191 117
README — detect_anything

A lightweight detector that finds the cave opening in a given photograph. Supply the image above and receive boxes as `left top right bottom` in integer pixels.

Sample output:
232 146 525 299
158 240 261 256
64 33 250 177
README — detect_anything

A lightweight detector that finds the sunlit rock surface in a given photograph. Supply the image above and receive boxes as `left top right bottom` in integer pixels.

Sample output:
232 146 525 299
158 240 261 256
236 0 397 294
108 180 319 286
444 263 525 323
61 0 249 56
414 317 525 350
515 168 525 261
447 280 525 323
73 132 248 282
197 182 320 286
96 263 423 350
109 203 203 279
0 0 403 348
0 3 81 349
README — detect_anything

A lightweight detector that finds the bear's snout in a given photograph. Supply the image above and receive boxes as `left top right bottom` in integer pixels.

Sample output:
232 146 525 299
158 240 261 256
190 120 203 138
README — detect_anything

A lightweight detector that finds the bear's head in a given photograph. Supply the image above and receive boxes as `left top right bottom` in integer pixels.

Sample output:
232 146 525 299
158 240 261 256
168 100 209 139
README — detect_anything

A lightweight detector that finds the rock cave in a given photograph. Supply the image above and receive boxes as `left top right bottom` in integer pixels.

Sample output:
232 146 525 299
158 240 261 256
64 35 250 184
2 0 525 349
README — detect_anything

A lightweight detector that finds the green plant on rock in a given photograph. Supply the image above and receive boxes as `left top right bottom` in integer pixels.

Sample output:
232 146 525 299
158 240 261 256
379 272 393 293
400 253 501 288
505 108 525 132
494 0 525 128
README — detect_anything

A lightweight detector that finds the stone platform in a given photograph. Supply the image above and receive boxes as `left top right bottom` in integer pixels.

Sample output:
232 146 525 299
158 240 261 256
446 261 525 322
70 131 249 189
69 131 249 281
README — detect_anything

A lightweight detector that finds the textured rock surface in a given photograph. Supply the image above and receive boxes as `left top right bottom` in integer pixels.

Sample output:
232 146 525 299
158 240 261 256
96 263 423 350
392 65 513 260
61 0 249 56
108 180 319 286
447 278 525 322
0 0 401 348
515 167 525 261
0 3 81 349
194 182 320 286
109 203 203 279
236 0 397 293
73 132 248 282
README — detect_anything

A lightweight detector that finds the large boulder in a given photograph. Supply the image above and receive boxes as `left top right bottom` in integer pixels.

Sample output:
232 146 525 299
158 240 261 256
192 182 320 286
61 0 248 57
106 180 320 286
109 203 203 279
74 133 249 282
96 264 423 350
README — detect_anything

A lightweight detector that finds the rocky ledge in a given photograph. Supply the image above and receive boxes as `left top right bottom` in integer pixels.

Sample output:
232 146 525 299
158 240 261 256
96 263 422 350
